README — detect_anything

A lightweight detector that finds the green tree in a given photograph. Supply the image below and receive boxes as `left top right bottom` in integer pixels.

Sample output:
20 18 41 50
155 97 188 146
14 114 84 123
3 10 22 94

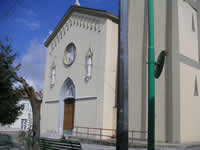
0 38 22 125
0 38 42 150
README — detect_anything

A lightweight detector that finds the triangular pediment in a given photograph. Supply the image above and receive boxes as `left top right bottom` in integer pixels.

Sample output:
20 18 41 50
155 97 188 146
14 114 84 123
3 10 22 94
44 6 118 47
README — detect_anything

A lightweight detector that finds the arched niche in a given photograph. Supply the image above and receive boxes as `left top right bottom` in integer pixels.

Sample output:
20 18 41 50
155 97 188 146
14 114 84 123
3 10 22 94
58 77 76 135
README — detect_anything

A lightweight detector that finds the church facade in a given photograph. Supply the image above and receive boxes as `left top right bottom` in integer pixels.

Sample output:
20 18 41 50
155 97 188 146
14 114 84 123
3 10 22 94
41 0 200 143
41 5 118 139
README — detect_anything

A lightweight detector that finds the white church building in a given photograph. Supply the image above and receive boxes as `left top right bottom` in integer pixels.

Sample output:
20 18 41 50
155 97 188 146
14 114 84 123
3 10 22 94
41 0 200 144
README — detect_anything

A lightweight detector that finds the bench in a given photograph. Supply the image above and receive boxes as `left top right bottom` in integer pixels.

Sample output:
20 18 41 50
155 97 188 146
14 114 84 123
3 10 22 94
0 133 13 149
39 137 82 150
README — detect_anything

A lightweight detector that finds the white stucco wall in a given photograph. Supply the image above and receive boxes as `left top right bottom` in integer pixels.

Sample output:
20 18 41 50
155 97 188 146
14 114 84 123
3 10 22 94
178 0 199 61
74 100 97 128
180 63 200 142
128 0 146 140
128 0 167 142
178 0 200 143
42 103 60 133
103 19 118 136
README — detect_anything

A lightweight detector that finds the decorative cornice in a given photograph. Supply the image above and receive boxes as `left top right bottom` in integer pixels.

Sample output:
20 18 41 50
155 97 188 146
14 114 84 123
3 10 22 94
48 12 104 53
45 100 59 104
45 97 97 103
76 97 97 101
71 13 102 31
44 6 118 47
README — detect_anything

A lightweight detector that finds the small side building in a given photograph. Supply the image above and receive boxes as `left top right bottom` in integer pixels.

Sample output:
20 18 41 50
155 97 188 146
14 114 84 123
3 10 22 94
0 97 32 131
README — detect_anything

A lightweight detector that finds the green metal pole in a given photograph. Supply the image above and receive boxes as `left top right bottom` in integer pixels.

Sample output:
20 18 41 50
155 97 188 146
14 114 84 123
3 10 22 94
148 0 155 150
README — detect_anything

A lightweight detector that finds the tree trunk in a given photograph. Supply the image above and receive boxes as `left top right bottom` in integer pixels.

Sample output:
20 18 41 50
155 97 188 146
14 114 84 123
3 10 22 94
13 76 42 150
31 100 41 150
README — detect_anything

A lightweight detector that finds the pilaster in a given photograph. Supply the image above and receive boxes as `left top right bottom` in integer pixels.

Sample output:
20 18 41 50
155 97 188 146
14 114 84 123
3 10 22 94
166 0 180 143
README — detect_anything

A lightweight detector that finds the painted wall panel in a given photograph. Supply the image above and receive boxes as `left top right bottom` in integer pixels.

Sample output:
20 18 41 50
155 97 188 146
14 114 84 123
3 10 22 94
42 103 59 133
74 100 98 128
103 19 118 132
180 63 200 142
178 0 199 61
128 0 167 142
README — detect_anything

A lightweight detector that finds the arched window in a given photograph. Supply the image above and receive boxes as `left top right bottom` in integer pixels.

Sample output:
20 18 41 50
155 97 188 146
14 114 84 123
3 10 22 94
66 80 75 98
63 78 75 99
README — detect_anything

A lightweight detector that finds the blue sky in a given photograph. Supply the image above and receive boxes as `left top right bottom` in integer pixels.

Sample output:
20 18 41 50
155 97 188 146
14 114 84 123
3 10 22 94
0 0 118 90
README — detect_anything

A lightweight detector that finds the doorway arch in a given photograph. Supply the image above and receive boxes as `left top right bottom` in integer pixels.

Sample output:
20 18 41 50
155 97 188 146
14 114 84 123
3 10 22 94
58 78 75 135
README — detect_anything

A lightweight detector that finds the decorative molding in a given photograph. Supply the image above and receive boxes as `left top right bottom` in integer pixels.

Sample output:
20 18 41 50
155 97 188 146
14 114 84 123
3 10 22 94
45 100 59 104
44 6 118 47
76 97 97 101
49 13 103 50
179 54 200 69
49 43 54 55
70 13 103 33
45 97 97 104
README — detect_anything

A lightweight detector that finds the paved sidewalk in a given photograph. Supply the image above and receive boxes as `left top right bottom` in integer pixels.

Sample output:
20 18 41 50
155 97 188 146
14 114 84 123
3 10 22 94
82 144 143 150
8 143 200 150
82 144 200 150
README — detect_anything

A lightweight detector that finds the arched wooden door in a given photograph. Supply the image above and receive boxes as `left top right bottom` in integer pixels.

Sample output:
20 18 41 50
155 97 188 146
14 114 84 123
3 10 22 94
63 98 75 132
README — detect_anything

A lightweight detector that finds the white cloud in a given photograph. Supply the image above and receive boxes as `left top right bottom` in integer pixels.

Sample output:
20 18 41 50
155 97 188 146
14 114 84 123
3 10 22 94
16 18 40 31
24 8 37 18
27 22 40 30
15 8 40 30
93 0 103 3
49 30 52 35
18 39 46 91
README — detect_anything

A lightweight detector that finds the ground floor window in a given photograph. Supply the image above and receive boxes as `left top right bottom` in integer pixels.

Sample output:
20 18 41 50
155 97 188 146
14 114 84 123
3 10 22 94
21 119 27 130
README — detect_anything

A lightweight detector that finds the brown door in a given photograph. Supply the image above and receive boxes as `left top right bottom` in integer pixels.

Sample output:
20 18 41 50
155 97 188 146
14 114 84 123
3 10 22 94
63 99 75 131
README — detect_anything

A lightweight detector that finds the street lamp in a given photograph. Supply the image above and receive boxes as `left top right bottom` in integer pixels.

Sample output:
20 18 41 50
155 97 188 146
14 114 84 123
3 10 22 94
148 0 155 150
116 0 129 150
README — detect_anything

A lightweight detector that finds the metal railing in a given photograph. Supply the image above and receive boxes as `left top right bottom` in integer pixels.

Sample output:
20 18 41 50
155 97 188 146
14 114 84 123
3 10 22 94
72 126 147 143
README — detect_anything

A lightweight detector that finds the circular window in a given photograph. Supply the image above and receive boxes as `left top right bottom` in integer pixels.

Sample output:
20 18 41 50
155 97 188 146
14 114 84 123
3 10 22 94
64 43 76 66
